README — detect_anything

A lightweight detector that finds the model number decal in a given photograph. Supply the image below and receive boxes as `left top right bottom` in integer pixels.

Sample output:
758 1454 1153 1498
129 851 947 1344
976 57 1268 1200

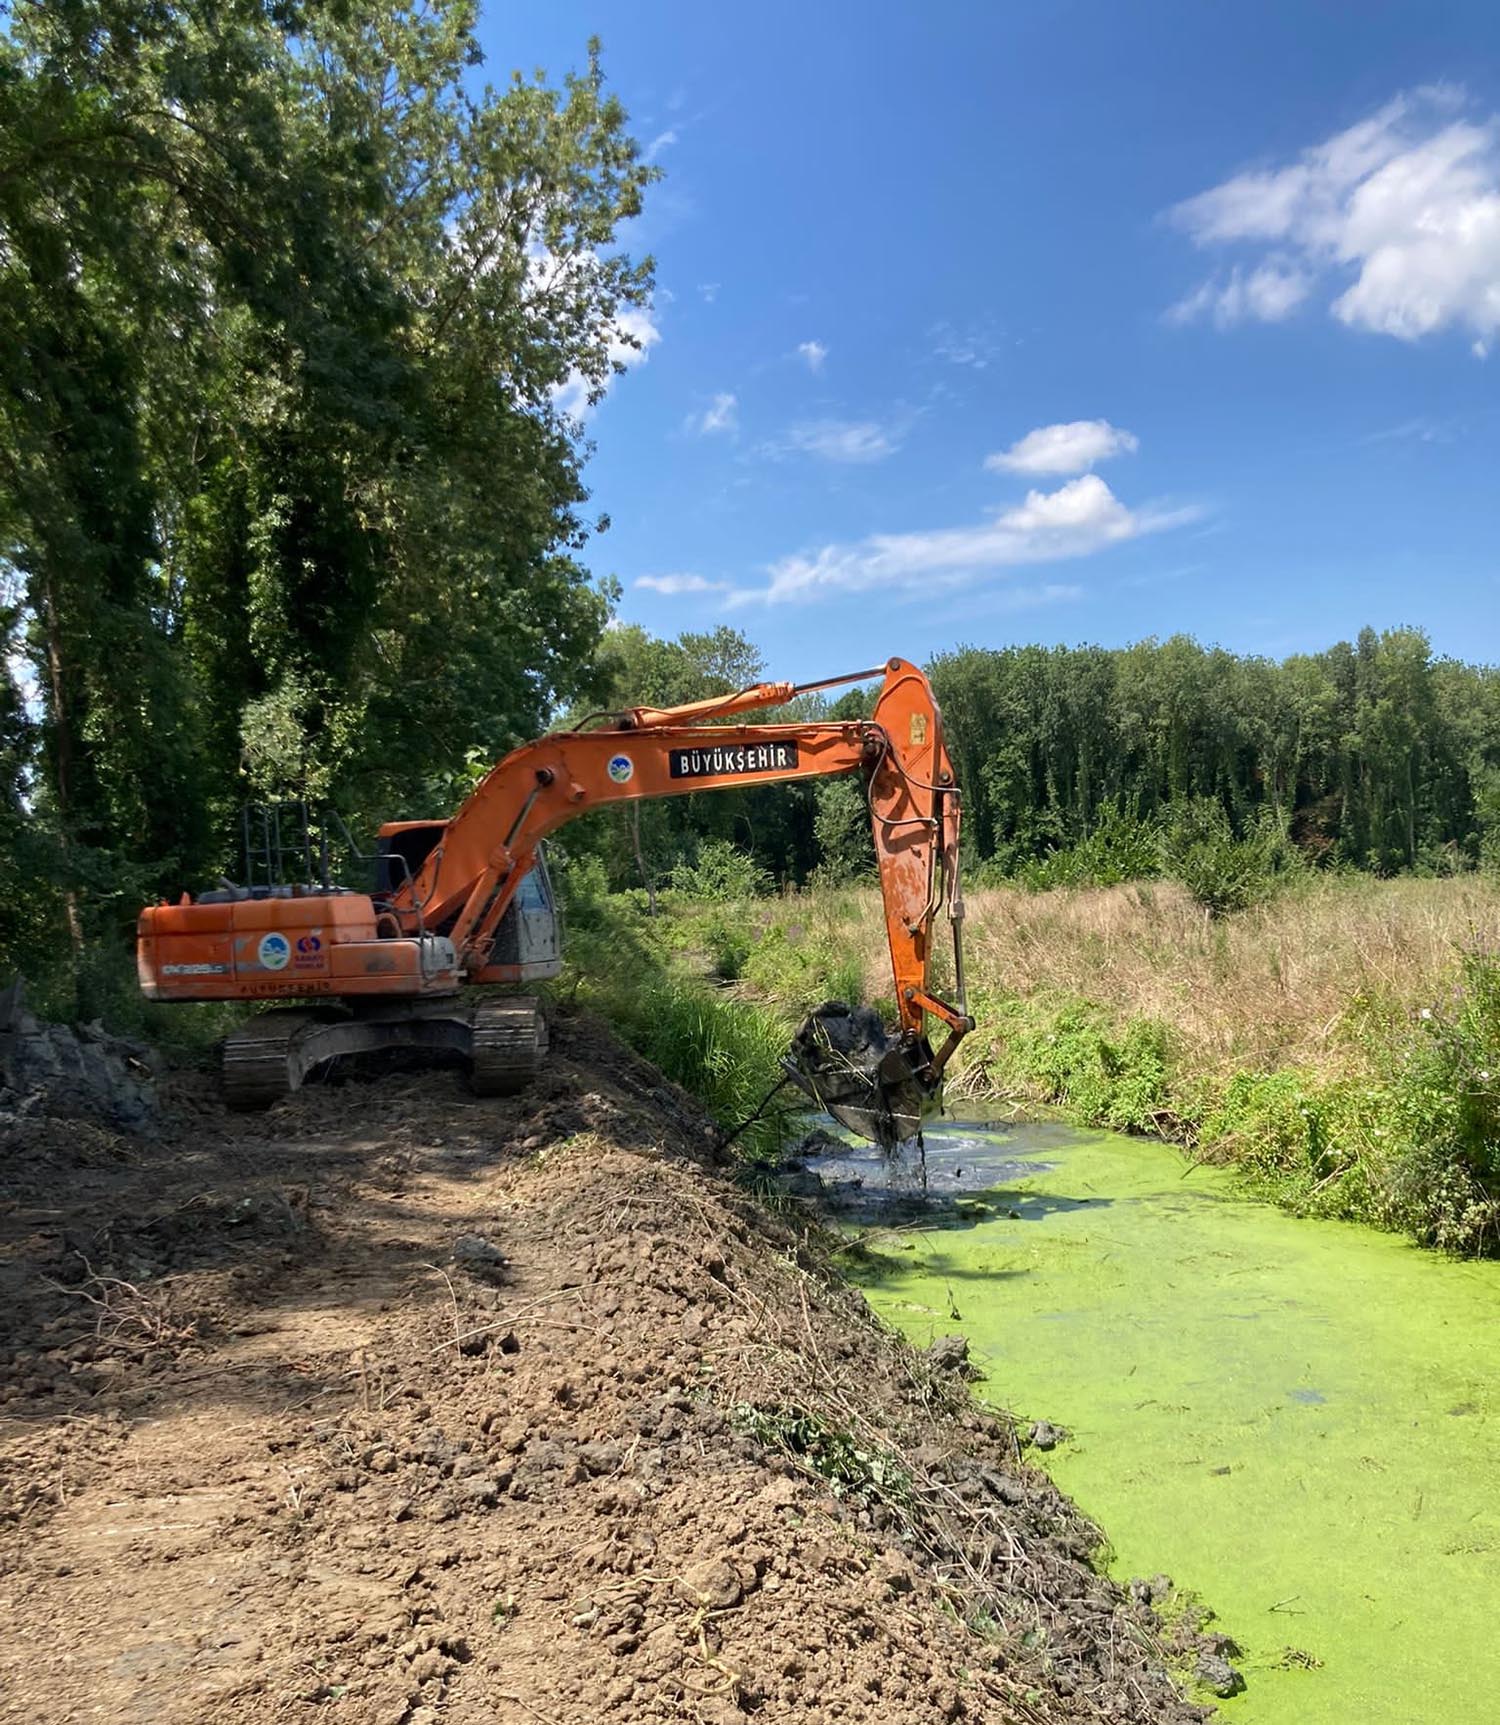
669 742 800 779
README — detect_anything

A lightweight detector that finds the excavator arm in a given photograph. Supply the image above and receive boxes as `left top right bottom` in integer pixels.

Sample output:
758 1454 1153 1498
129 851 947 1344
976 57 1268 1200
387 658 971 1063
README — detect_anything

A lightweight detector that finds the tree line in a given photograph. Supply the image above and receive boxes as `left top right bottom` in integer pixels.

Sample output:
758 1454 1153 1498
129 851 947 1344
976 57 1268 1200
568 624 1500 896
932 629 1500 879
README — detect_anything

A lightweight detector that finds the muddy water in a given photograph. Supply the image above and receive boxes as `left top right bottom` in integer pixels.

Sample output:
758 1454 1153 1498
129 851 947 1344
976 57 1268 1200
808 1121 1500 1724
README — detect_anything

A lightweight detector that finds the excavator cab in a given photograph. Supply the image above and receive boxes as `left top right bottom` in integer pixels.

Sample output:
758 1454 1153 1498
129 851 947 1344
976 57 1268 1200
374 820 563 984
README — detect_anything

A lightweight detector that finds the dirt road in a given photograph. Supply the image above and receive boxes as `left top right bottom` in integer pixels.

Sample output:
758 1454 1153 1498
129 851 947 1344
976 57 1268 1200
0 1014 1208 1724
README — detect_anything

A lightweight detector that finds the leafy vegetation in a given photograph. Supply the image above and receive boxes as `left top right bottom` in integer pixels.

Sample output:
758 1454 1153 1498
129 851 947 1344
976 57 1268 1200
934 630 1500 880
547 856 796 1162
1 1 653 1009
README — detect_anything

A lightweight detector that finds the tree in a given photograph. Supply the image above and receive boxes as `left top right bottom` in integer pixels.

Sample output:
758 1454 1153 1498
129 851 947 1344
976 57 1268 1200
0 1 655 1000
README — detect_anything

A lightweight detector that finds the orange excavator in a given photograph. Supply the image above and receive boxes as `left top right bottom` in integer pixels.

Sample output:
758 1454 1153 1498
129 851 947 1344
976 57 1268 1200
137 658 972 1145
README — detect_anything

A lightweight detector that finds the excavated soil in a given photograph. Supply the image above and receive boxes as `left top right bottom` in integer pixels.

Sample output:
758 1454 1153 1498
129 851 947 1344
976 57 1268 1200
0 1013 1210 1725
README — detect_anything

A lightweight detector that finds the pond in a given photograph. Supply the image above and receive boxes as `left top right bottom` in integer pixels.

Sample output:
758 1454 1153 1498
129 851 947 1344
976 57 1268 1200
806 1119 1500 1724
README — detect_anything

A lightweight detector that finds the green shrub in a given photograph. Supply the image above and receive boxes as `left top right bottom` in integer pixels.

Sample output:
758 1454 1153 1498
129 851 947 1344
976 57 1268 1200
989 997 1173 1132
548 849 615 933
1161 800 1300 917
1378 949 1500 1252
1016 805 1165 892
668 839 771 901
702 911 754 981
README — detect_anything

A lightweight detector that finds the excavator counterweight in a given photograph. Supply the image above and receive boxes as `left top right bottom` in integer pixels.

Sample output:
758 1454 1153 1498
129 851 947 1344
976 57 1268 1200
137 658 973 1144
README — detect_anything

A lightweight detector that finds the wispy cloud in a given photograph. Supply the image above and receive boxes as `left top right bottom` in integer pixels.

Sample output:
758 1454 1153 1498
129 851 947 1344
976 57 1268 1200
777 418 901 463
697 282 720 304
644 128 678 163
686 392 739 436
636 573 729 596
1358 414 1457 446
796 339 828 373
930 321 1004 369
726 474 1196 606
985 419 1139 477
1166 262 1312 327
1166 86 1500 346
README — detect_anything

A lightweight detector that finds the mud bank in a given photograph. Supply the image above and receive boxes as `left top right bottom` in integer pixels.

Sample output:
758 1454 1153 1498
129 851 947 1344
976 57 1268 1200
0 1015 1207 1725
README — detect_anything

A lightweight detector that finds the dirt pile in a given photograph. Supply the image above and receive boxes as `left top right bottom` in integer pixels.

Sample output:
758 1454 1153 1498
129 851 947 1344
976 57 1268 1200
0 1014 1210 1724
0 976 159 1130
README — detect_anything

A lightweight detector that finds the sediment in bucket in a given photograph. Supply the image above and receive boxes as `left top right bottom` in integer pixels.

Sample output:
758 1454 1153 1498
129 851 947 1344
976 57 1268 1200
783 1000 937 1152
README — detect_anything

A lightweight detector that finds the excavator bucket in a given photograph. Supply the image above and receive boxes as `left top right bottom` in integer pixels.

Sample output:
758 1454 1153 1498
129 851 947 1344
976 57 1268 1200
783 1001 939 1153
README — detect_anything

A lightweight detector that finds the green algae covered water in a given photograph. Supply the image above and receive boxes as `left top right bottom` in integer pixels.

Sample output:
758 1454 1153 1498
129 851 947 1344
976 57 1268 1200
812 1121 1500 1724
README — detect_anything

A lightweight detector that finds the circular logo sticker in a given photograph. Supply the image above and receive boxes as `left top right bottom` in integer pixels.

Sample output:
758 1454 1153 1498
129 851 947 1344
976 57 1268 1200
607 753 634 785
258 931 291 971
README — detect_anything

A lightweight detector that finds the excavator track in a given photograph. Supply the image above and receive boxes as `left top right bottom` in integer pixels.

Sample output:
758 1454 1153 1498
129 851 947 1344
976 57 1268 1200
221 1010 323 1111
471 996 548 1096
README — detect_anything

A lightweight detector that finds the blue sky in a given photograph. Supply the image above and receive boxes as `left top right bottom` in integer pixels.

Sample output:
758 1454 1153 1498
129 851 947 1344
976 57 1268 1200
484 1 1500 680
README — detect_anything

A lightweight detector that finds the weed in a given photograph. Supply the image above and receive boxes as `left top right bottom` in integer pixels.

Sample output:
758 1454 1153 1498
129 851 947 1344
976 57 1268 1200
730 1402 912 1501
547 884 796 1163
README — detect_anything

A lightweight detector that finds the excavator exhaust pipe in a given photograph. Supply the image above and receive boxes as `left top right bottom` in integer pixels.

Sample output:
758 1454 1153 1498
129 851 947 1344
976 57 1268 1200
782 1002 943 1153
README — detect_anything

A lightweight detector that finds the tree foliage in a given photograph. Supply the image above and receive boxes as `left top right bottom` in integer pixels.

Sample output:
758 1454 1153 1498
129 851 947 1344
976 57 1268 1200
931 628 1500 879
572 624 1500 901
0 1 654 999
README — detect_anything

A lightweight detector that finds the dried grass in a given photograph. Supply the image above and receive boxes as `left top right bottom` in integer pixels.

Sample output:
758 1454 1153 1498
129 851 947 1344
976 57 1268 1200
786 875 1500 1082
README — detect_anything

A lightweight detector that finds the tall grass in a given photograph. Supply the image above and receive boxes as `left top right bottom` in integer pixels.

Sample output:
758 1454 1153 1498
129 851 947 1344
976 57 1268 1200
548 905 797 1163
738 875 1500 1080
657 874 1500 1253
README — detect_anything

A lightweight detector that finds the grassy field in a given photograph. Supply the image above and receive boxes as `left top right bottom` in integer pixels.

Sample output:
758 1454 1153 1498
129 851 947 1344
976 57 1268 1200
646 873 1500 1253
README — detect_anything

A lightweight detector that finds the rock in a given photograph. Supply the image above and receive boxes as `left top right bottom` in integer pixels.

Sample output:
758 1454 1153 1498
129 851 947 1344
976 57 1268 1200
1201 1629 1241 1658
923 1334 979 1378
457 1474 499 1508
578 1441 623 1477
1027 1420 1069 1452
0 978 157 1130
676 1558 742 1610
1195 1652 1245 1697
451 1235 505 1268
779 1169 826 1200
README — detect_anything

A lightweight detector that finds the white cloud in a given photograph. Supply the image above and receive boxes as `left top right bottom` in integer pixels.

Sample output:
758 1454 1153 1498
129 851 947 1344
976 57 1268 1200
985 419 1140 476
1166 262 1312 328
698 282 720 303
644 128 678 163
796 339 828 373
781 418 899 463
1166 87 1500 344
636 573 729 596
727 474 1192 606
686 391 738 436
